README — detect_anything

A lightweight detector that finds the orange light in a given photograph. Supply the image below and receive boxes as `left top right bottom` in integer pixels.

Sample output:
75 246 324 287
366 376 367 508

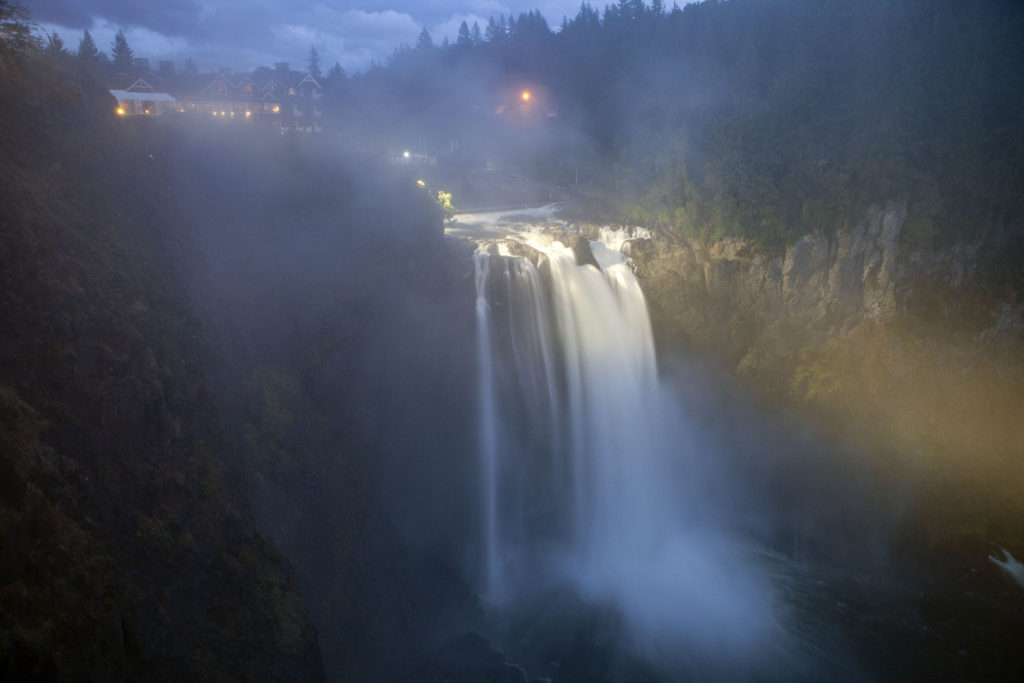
521 90 531 102
116 107 125 116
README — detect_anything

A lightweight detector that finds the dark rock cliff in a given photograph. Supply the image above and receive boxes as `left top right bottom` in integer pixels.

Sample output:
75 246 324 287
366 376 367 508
580 204 1024 556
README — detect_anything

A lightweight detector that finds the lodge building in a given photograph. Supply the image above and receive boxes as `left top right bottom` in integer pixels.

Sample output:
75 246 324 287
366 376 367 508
109 62 323 134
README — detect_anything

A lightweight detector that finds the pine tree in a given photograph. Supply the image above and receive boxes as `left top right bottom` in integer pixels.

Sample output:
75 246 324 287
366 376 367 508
0 0 35 67
457 21 471 47
77 30 101 63
471 21 483 45
485 17 504 42
45 31 68 58
416 27 433 50
325 61 345 83
111 29 132 72
306 45 321 79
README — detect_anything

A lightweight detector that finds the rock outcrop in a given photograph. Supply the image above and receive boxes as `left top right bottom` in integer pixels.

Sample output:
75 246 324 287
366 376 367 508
579 202 1024 554
629 200 907 350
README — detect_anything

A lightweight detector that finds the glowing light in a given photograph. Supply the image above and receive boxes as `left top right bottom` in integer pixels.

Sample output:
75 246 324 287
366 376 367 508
272 105 280 113
245 110 252 117
116 107 125 116
416 179 426 187
521 90 531 102
403 150 411 158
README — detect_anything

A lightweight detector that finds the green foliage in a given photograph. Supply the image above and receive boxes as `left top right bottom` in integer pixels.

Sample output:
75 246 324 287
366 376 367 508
436 190 455 220
110 28 132 72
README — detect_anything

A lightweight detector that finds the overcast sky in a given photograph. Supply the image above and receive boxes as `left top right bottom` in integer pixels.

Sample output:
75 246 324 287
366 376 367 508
32 1 589 75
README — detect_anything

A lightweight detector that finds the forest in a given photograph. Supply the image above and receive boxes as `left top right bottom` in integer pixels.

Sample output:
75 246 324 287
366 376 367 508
338 0 1024 254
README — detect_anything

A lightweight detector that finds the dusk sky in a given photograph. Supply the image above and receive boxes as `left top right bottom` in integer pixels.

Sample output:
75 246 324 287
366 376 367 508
31 1 589 75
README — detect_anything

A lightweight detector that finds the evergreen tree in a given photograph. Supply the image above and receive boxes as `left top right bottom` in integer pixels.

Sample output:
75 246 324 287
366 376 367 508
325 61 345 83
111 29 132 72
416 27 434 50
0 0 35 68
471 21 483 45
77 30 101 64
485 16 505 42
44 31 68 58
306 45 321 79
457 20 471 47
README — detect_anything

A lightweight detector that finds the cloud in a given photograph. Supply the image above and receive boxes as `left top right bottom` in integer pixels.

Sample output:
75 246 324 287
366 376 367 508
31 0 203 37
28 0 588 73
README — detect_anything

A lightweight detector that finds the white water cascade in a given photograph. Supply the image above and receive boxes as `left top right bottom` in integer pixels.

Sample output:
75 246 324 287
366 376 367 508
453 206 782 670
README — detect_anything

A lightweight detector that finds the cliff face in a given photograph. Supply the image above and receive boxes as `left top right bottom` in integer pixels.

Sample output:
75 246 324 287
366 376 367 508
615 204 1024 554
628 201 907 355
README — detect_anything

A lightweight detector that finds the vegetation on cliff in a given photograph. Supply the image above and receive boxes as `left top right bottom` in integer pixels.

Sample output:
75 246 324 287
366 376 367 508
0 22 323 679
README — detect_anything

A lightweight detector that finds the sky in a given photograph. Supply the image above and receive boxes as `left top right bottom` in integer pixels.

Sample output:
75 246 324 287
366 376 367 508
30 0 588 75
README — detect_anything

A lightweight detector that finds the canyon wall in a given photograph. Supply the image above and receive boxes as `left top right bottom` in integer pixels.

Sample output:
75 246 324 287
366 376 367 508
581 205 1024 555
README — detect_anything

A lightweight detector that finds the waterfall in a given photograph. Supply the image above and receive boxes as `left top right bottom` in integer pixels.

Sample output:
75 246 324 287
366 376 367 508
461 207 782 671
474 253 504 604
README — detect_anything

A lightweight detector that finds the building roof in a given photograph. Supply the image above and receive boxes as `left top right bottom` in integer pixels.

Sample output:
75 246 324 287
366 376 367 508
109 90 176 103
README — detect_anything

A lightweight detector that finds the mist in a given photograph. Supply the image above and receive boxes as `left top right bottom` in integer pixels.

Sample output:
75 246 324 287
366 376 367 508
3 0 1023 681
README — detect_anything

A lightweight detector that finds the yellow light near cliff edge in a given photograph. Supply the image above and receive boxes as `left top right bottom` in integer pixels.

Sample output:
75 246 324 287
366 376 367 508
116 107 125 116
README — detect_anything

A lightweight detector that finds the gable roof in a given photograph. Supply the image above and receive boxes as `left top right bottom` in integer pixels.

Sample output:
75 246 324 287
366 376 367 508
126 78 156 92
110 90 176 103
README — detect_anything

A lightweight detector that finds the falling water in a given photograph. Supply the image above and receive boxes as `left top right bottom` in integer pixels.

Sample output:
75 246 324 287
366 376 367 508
459 206 782 673
474 253 502 603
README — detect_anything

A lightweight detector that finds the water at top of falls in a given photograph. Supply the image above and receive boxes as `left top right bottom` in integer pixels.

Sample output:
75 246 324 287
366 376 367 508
456 205 785 676
446 203 567 243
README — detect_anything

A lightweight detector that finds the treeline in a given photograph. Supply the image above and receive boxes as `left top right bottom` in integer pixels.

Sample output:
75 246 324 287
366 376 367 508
343 0 1024 250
